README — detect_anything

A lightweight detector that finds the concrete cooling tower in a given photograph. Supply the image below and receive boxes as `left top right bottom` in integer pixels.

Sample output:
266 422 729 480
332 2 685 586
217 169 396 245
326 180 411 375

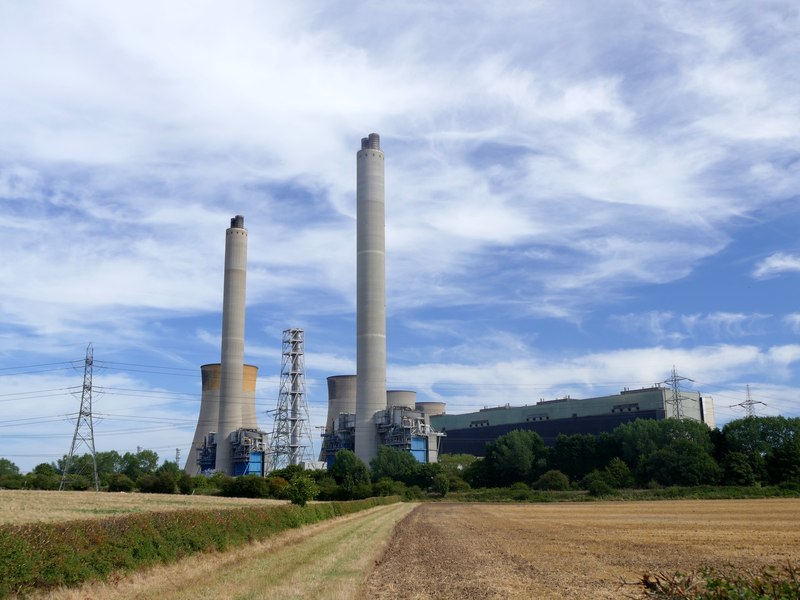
387 390 416 408
355 133 387 464
325 375 357 433
184 363 258 475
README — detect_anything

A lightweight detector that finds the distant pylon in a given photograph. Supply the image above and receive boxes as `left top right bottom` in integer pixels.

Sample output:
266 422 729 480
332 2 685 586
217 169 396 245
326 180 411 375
663 365 693 419
268 328 314 471
60 344 99 491
730 384 766 418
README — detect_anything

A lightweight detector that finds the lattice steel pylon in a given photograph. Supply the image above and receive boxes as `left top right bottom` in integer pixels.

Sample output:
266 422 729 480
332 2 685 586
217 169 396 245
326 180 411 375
60 344 99 491
730 384 766 418
663 365 693 419
268 328 314 470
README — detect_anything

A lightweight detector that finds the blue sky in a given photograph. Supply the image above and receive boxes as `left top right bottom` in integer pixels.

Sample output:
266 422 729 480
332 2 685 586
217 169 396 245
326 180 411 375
1 1 799 472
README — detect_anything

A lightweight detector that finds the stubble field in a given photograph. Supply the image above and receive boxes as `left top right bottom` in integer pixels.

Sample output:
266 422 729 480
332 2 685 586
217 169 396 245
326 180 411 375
0 489 287 524
366 499 800 599
6 494 799 599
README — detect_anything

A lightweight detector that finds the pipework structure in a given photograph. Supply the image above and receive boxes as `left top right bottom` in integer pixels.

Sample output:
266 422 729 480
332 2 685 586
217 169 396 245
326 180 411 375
269 328 315 470
355 133 387 464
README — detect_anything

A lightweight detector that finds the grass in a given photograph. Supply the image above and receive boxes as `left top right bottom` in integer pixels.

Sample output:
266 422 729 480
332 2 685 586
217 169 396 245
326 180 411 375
24 503 417 600
0 497 401 597
0 490 287 525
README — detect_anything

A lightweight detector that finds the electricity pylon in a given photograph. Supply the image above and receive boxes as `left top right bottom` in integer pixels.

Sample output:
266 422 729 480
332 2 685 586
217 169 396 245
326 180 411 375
663 365 693 419
60 344 100 491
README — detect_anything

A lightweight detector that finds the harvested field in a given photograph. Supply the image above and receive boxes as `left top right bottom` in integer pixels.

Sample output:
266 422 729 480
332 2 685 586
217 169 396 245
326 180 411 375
0 490 286 524
366 499 800 599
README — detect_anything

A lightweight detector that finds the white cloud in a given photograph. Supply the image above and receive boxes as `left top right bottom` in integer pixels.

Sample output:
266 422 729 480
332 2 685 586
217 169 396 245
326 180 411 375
785 314 800 334
753 252 800 279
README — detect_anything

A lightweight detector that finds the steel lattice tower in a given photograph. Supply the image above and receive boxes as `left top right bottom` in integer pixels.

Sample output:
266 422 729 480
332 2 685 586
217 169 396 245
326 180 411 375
730 384 766 418
60 344 99 491
663 365 693 419
268 328 314 470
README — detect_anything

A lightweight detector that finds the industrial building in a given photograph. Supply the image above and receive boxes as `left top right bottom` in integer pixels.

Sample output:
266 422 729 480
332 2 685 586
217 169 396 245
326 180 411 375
430 386 716 456
319 375 443 465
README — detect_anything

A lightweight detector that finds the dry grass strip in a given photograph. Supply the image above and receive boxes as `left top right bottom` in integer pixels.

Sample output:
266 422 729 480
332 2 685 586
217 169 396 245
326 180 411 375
0 490 287 525
23 502 417 600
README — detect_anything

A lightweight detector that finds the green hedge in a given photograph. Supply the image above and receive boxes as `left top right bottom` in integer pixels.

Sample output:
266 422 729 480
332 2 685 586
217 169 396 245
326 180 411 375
0 496 399 598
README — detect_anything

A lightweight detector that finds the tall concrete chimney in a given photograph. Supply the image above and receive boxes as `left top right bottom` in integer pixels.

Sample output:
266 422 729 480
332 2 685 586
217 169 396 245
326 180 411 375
355 133 387 464
215 215 248 475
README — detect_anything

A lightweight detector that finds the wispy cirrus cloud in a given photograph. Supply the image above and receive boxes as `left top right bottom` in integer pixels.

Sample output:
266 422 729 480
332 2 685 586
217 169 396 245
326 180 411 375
753 252 800 279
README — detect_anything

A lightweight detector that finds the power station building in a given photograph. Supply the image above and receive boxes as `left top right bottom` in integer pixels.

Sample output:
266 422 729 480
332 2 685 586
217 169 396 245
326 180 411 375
430 386 716 456
319 374 443 465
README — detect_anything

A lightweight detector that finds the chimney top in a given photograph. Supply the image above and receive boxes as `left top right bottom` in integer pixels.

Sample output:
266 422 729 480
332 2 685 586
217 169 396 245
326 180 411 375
361 133 380 150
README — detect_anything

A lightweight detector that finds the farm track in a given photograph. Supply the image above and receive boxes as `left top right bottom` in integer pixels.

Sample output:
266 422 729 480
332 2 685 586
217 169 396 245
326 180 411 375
365 499 800 599
28 502 416 600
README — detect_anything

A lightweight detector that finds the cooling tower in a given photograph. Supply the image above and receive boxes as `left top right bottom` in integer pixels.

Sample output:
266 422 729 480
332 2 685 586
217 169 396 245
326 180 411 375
215 215 248 475
355 133 387 464
415 401 446 417
387 390 416 409
241 364 259 429
325 375 357 433
184 363 258 475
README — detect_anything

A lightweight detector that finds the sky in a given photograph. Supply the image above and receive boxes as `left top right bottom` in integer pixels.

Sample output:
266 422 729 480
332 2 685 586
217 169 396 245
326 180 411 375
1 1 799 473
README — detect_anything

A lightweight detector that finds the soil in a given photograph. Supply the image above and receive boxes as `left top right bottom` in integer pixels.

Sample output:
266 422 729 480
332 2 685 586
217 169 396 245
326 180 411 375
364 499 800 599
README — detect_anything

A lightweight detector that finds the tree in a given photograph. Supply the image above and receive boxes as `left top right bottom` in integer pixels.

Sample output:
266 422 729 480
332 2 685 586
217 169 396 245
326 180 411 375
286 475 320 506
603 457 634 489
637 439 722 487
121 449 159 480
329 450 371 499
550 434 599 481
767 437 800 484
721 452 757 486
722 417 800 484
26 463 60 490
370 446 419 483
0 458 23 489
614 418 714 471
484 430 548 486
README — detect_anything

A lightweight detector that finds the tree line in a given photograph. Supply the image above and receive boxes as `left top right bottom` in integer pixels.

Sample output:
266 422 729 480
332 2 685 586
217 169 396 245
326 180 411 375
1 415 798 499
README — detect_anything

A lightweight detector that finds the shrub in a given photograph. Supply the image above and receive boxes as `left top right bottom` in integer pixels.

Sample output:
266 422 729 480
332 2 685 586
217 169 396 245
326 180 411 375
373 477 406 497
137 472 176 494
509 481 531 501
533 470 571 491
267 476 290 499
581 471 614 497
286 476 320 507
107 474 135 492
221 475 269 499
431 473 450 497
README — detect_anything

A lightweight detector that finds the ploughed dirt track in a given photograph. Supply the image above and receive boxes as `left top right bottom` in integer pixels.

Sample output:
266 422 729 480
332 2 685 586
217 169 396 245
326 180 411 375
364 499 800 600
